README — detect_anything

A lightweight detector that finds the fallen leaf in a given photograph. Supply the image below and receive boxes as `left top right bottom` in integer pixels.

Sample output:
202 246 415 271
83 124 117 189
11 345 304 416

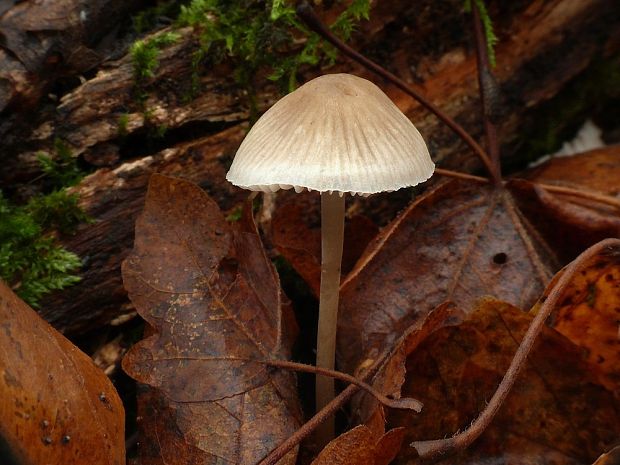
310 425 406 465
0 280 125 465
338 179 558 374
538 242 620 392
509 146 620 262
121 174 302 465
388 299 620 465
525 146 620 195
592 445 620 465
349 303 463 438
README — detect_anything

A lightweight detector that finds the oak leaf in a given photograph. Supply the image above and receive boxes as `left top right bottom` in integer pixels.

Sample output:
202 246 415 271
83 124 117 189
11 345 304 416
121 174 302 465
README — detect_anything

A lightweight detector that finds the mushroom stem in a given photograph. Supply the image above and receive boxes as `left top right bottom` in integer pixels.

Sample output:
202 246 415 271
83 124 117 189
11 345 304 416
316 191 346 443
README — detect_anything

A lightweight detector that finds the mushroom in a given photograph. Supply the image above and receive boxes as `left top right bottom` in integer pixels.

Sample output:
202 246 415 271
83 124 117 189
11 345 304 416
226 73 434 438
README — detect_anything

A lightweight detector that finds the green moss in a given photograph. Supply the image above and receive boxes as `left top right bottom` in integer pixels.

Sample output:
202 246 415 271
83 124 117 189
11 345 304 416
25 191 91 235
0 140 91 307
177 0 370 100
464 0 498 66
37 138 84 188
225 206 243 222
0 192 83 308
130 31 181 83
118 113 130 137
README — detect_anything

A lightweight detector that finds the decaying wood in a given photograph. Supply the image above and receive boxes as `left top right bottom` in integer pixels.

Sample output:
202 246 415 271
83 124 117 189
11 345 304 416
9 0 619 333
0 0 144 115
40 125 249 333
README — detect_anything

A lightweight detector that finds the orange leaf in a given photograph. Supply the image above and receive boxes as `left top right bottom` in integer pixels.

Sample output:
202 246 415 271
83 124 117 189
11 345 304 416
0 281 125 465
389 299 620 464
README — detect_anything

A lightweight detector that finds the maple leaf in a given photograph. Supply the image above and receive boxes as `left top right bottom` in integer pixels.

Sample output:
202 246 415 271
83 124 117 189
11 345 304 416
337 178 559 375
122 174 302 465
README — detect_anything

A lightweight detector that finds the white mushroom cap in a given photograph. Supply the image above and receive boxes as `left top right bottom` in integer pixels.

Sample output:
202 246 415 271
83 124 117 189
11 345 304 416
226 73 434 195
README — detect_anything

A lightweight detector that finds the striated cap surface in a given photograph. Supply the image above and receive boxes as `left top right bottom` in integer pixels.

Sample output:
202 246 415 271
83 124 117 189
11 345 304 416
226 73 434 195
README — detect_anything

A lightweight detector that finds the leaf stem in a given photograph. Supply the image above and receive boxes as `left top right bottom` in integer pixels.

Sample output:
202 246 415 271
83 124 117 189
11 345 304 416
536 183 620 210
472 1 502 184
295 1 499 185
258 384 359 465
434 169 620 210
266 359 422 412
411 238 620 458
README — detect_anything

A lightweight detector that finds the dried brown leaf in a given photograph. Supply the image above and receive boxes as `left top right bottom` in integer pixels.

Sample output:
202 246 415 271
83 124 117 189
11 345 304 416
338 180 558 374
509 146 620 262
121 174 301 465
536 242 620 392
0 281 125 465
388 299 620 465
350 303 463 438
310 425 406 465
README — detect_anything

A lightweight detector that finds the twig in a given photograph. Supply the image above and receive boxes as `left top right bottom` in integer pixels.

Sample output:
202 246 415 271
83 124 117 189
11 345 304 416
295 1 499 185
435 168 490 184
537 183 620 210
265 359 423 412
258 384 359 465
472 1 502 184
411 238 620 458
434 169 620 210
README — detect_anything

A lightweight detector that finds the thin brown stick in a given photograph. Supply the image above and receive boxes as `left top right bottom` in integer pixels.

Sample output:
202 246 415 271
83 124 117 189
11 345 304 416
435 168 620 210
434 168 490 184
258 384 359 465
537 183 620 210
295 1 499 185
267 359 422 412
190 355 421 413
472 1 501 184
411 238 620 458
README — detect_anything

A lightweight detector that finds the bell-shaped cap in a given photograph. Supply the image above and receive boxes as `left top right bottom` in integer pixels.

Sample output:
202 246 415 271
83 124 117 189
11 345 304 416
226 73 434 195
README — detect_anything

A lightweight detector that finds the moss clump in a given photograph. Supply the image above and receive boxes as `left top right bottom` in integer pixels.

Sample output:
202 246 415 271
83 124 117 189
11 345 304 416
130 31 181 83
177 0 370 96
37 138 84 188
118 113 130 137
0 192 83 308
1 140 90 308
464 0 498 66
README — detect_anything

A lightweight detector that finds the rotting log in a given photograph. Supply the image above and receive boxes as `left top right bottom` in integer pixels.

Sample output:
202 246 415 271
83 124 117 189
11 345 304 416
2 0 619 186
7 0 619 334
40 125 249 333
0 0 145 114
